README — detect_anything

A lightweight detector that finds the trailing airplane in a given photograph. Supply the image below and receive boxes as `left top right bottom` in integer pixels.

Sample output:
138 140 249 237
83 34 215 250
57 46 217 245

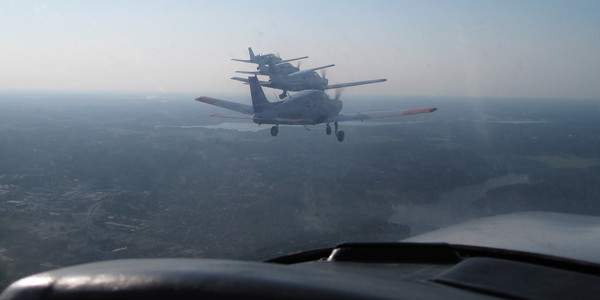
231 47 308 67
231 64 387 99
196 76 437 142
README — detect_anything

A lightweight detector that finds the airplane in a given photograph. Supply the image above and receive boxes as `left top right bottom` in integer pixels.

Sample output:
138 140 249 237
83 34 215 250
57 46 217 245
235 61 301 76
231 64 387 99
231 47 308 67
195 76 437 142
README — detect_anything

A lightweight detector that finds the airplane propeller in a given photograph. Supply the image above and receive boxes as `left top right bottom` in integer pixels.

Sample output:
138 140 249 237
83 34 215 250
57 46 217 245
335 88 344 100
320 68 327 79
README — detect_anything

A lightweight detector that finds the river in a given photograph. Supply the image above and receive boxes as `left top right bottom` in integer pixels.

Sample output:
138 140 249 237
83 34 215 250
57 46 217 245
390 173 530 235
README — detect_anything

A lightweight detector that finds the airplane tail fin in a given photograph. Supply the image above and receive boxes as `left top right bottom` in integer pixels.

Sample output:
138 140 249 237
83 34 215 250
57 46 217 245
249 76 270 113
248 47 256 61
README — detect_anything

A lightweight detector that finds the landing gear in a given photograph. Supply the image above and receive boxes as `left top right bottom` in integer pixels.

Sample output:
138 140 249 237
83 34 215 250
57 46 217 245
326 123 332 135
270 125 279 136
336 130 345 142
333 122 344 142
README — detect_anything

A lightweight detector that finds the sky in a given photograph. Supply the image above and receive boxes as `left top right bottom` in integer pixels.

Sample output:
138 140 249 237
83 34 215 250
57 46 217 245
1 0 600 99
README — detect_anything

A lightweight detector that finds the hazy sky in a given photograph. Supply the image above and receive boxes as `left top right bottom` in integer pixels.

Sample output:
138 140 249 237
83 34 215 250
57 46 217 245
1 0 599 99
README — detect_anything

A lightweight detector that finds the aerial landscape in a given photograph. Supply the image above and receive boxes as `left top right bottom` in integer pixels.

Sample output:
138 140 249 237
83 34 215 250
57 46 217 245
1 92 599 288
2 1 600 295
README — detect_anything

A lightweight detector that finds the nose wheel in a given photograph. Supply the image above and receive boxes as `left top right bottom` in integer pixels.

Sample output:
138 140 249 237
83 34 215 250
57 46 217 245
326 122 344 142
271 125 279 136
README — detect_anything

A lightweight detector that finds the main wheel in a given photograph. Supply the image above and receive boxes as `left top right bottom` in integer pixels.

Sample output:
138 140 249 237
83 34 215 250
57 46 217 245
326 125 332 135
271 126 279 136
336 130 345 142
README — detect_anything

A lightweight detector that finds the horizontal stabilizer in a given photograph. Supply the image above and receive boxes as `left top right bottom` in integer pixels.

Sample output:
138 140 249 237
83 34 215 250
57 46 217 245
231 77 250 83
236 70 261 75
325 79 387 90
195 97 253 115
231 58 253 63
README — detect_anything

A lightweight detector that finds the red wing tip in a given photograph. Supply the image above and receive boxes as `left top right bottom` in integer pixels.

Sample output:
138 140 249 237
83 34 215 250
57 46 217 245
210 113 225 117
195 97 218 104
402 108 438 115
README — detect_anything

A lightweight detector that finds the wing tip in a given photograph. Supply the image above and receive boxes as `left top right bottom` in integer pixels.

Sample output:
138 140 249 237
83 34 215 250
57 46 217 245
402 108 438 115
195 97 218 104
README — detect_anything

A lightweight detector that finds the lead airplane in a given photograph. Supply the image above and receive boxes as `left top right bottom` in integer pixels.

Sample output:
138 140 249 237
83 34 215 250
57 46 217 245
196 76 437 142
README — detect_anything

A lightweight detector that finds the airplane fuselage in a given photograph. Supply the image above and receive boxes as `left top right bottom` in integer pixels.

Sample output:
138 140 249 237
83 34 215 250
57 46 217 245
269 71 329 91
257 55 281 66
253 90 342 125
256 62 300 76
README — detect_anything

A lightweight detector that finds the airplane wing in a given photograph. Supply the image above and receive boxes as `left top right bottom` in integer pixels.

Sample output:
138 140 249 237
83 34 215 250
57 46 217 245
324 78 387 90
195 97 253 115
231 76 250 83
327 107 437 122
231 77 272 87
279 56 309 63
